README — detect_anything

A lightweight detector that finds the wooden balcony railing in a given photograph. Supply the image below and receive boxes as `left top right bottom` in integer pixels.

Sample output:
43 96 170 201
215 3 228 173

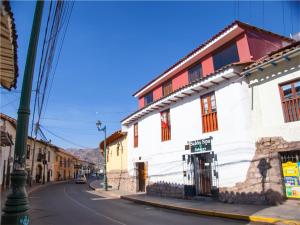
202 111 218 133
282 97 300 122
161 126 171 141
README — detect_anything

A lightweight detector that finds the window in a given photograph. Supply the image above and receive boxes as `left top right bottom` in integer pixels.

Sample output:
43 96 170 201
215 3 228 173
37 148 42 162
144 92 153 106
213 43 239 71
188 64 203 83
279 79 300 122
134 123 138 148
162 80 173 96
201 92 218 133
26 145 30 159
64 158 66 168
107 150 109 162
48 151 50 162
161 109 171 141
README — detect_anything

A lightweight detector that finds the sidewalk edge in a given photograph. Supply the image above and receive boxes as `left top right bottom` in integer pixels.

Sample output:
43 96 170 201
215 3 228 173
120 196 300 225
28 180 69 195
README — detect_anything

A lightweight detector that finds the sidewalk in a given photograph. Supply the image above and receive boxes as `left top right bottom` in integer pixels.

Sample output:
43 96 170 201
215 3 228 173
90 180 300 225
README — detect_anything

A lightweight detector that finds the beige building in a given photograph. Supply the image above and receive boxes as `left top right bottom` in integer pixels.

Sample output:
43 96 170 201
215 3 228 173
54 149 76 181
100 130 134 192
26 137 58 184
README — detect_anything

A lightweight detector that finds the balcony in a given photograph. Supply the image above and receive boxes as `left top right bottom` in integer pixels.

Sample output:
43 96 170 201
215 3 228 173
282 97 300 122
202 111 218 133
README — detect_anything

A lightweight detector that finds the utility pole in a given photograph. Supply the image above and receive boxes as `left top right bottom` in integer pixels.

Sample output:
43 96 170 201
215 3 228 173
96 120 108 191
1 1 44 225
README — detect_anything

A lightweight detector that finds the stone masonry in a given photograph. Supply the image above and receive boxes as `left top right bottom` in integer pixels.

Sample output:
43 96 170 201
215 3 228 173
107 170 136 193
146 181 184 198
219 137 300 205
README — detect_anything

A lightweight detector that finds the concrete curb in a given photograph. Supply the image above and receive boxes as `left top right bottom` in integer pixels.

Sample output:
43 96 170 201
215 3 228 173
121 196 300 225
28 180 69 195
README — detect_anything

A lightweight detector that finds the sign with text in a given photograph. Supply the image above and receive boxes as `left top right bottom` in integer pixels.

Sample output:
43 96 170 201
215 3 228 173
190 137 212 153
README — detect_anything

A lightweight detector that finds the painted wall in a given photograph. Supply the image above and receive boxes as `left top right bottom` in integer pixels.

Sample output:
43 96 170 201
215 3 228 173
107 135 128 172
138 97 144 109
246 30 288 60
26 139 57 182
236 33 252 62
172 71 188 91
249 55 300 141
0 119 15 188
202 56 214 77
125 75 255 189
153 86 162 101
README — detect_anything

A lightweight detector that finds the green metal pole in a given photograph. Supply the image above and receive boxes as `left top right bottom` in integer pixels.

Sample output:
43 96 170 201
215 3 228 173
104 126 108 191
1 1 44 225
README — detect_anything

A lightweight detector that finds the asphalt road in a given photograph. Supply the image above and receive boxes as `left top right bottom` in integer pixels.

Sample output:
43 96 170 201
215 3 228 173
28 181 260 225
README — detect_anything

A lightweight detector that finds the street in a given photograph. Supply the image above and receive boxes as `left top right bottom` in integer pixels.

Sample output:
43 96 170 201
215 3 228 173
28 182 258 225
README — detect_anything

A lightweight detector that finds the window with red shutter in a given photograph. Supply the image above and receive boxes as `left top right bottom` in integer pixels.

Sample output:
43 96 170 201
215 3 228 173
279 79 300 122
134 123 138 147
201 92 218 133
161 109 171 141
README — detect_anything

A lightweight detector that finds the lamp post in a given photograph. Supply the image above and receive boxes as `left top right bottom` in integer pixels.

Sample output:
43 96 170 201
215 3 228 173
1 1 44 224
96 120 108 191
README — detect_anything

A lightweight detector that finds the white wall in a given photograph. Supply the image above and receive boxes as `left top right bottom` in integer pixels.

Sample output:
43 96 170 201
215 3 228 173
249 56 300 142
125 75 256 188
0 119 15 187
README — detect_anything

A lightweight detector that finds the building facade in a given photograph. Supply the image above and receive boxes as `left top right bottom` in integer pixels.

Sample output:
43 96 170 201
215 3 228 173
121 21 298 204
53 149 76 181
0 113 16 191
100 131 134 192
26 137 57 184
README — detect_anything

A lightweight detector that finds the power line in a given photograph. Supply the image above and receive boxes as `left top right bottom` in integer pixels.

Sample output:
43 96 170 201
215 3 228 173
40 125 94 149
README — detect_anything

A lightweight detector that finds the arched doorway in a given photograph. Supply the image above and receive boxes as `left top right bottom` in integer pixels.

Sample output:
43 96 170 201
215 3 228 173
36 164 42 183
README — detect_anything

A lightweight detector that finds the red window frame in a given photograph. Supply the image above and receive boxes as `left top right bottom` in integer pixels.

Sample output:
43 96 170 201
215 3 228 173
279 79 300 123
161 109 171 141
134 123 138 148
201 92 218 133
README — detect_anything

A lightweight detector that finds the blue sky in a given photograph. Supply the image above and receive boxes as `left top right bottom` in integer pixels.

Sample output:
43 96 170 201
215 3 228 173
1 1 299 149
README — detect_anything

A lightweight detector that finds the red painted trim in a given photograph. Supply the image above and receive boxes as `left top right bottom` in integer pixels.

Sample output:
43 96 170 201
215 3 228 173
138 98 144 109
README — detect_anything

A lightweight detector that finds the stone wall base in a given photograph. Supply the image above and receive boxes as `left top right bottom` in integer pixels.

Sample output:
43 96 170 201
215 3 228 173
146 181 184 198
107 170 136 193
219 137 300 205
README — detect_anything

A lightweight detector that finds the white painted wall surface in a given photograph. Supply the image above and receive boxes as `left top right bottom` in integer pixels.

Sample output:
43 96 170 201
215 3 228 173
249 56 300 142
125 75 256 188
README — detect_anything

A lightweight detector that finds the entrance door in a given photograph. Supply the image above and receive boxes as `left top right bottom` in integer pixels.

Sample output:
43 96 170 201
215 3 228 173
137 162 146 192
196 153 212 196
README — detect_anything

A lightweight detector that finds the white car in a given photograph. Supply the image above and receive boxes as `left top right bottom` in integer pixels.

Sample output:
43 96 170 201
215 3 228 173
75 174 87 184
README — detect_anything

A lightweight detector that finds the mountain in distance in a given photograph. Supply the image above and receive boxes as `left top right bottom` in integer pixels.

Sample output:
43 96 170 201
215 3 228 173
66 147 104 169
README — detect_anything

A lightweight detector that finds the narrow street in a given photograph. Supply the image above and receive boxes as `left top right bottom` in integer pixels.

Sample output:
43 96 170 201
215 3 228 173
29 182 257 225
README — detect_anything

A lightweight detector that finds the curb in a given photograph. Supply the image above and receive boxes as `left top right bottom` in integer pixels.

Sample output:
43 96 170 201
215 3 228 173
28 180 69 195
121 196 300 225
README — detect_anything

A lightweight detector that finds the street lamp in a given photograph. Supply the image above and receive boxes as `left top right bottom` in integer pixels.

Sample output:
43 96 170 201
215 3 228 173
96 120 108 191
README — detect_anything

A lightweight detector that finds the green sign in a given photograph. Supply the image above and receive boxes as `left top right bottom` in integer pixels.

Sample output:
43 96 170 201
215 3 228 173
190 138 212 153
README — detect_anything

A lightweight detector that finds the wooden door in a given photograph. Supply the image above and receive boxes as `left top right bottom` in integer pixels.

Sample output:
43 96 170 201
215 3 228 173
138 163 146 192
199 158 212 195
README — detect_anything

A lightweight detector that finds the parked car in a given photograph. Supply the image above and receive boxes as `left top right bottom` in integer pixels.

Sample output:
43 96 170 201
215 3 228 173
75 174 87 184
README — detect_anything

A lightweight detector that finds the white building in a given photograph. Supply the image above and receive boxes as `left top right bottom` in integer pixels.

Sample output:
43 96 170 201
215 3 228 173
121 21 299 204
0 113 16 191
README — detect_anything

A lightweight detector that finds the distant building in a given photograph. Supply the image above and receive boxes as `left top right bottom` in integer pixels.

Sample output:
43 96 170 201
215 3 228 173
54 149 76 181
99 130 134 192
121 21 298 204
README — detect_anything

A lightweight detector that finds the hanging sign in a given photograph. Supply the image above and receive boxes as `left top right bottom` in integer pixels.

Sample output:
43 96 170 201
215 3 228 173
190 137 212 153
